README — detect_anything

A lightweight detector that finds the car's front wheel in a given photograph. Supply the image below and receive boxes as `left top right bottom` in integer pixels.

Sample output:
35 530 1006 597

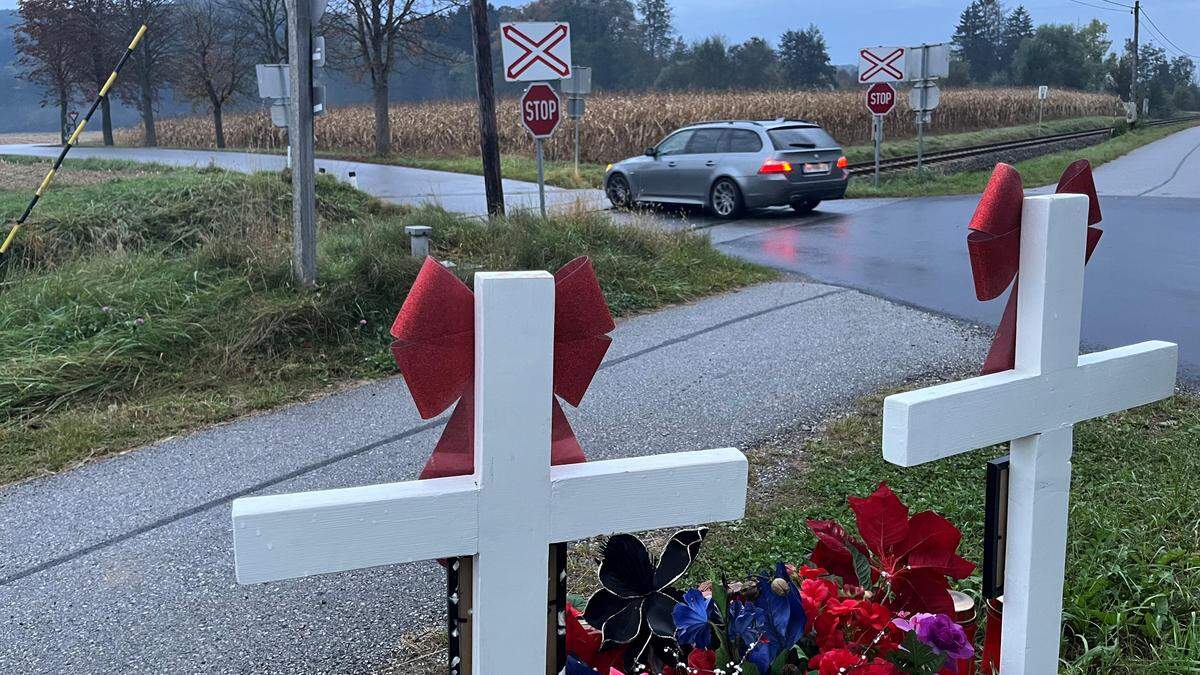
606 174 633 210
709 178 743 219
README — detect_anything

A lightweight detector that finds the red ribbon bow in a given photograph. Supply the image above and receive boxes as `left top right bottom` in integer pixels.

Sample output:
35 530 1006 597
967 159 1103 375
390 256 616 479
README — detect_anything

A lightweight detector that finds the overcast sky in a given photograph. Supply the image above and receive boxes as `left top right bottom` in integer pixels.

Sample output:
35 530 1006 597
1 0 1194 66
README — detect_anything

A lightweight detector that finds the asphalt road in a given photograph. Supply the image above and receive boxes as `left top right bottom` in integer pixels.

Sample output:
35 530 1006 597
0 280 989 673
633 125 1200 383
0 144 605 215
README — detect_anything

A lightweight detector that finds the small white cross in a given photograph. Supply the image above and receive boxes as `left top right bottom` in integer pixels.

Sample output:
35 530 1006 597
231 271 749 673
882 194 1178 674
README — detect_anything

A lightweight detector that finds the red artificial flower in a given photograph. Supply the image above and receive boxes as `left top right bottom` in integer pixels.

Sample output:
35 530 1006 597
801 577 840 629
688 648 717 674
808 483 975 614
855 600 893 632
812 648 902 675
566 605 625 672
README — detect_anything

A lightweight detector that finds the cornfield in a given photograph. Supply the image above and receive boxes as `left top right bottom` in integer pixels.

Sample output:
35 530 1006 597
122 88 1122 163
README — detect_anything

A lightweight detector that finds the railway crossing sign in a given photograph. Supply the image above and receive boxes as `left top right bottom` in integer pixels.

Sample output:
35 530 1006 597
521 83 561 139
859 46 906 83
865 82 897 115
501 22 572 82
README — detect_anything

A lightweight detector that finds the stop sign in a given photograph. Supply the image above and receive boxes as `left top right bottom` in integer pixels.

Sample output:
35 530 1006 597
521 83 561 139
865 82 896 116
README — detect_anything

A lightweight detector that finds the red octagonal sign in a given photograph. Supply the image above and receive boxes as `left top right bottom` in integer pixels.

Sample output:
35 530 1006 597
865 82 897 116
521 83 561 139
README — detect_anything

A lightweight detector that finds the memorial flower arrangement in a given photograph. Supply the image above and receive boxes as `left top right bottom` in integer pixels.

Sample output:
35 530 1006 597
570 483 976 675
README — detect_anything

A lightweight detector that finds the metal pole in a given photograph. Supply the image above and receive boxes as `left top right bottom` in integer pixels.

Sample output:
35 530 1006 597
916 45 928 179
1038 98 1043 130
873 115 882 188
573 114 580 176
287 0 317 288
535 138 546 218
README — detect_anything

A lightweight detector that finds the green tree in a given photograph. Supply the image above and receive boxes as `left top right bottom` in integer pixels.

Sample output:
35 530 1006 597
778 25 835 89
636 0 673 62
953 0 1006 83
519 0 648 90
1000 5 1033 72
1011 23 1110 90
729 37 779 90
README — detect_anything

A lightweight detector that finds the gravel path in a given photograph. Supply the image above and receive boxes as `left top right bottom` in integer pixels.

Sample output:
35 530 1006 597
0 279 989 673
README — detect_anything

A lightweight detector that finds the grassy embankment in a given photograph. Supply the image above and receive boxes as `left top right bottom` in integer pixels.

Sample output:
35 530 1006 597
0 157 772 485
847 118 1200 198
688 389 1200 674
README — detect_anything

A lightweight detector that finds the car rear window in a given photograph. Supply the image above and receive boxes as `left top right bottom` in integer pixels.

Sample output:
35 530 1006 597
720 129 763 153
768 126 838 150
685 128 724 154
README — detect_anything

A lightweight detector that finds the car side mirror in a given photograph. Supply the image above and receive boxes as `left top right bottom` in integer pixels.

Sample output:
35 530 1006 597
645 147 658 157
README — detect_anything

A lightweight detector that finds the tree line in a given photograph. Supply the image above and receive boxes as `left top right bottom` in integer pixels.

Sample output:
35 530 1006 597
14 0 1196 155
951 0 1198 113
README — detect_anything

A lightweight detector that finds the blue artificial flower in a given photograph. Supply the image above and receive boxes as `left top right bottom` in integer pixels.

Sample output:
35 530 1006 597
753 562 806 663
566 656 600 675
672 588 713 649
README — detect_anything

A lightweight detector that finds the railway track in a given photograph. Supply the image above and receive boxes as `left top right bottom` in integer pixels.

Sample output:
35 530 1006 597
846 115 1200 176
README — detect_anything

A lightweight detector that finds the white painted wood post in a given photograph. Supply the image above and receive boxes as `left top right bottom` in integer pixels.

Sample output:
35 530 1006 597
880 193 1179 675
472 271 555 673
1001 195 1087 674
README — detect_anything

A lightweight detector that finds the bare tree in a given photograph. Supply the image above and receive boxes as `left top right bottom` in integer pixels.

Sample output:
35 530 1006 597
177 0 252 147
116 0 182 146
325 0 459 156
67 0 124 145
220 0 287 63
14 0 76 144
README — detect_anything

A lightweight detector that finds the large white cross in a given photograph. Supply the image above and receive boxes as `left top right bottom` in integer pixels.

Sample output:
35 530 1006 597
231 271 749 673
882 194 1178 674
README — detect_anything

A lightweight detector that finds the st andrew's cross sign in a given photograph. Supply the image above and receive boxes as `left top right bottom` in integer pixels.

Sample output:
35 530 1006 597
501 22 572 82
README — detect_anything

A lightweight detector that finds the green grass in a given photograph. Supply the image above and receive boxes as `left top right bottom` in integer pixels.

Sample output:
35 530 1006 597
689 389 1200 674
0 168 772 485
336 151 608 191
848 119 1200 198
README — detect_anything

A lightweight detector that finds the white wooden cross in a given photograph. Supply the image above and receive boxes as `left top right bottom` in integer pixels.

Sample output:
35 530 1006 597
882 194 1178 674
231 271 749 673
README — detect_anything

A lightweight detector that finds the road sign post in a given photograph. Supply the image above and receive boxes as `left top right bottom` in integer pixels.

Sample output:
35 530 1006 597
905 43 948 180
1038 85 1049 130
521 83 562 218
561 66 591 177
865 82 896 188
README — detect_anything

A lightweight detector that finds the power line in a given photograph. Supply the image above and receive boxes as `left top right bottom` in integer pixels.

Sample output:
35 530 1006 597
1095 0 1134 8
1138 6 1199 59
1064 0 1129 13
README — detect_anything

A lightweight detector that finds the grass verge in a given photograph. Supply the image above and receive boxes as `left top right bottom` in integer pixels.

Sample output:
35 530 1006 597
847 119 1200 198
0 168 772 485
690 388 1200 674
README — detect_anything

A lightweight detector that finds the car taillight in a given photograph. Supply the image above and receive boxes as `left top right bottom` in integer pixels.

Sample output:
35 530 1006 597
837 156 848 169
758 159 793 174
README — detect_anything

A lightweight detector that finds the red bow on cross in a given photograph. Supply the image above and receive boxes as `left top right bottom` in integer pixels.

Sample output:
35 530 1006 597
390 256 616 479
967 159 1104 375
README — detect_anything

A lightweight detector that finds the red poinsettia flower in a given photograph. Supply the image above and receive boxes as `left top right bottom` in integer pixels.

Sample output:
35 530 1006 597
566 605 625 672
687 648 717 674
807 483 975 614
811 648 903 675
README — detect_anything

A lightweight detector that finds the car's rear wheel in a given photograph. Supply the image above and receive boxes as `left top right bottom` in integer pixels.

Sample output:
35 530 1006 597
790 199 821 215
709 178 743 219
606 174 633 210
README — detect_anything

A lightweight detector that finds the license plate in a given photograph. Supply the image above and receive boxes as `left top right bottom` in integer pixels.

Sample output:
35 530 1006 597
802 162 830 174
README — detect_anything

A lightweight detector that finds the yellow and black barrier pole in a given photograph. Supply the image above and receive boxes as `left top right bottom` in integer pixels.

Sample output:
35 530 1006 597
0 24 148 256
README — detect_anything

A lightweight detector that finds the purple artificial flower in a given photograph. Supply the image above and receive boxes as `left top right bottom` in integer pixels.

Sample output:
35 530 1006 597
134 317 146 326
894 612 974 661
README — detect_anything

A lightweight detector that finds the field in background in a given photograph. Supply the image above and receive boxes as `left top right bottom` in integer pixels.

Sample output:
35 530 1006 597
120 88 1121 163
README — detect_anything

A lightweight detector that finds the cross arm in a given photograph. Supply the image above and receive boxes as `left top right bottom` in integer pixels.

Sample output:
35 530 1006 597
549 448 748 542
883 341 1177 467
232 475 479 584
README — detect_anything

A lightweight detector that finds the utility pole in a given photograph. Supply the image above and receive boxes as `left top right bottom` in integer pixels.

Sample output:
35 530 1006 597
287 0 318 287
1130 0 1140 113
470 0 505 217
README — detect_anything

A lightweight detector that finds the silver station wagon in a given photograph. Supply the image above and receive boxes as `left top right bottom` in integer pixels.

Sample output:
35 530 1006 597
604 119 850 218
